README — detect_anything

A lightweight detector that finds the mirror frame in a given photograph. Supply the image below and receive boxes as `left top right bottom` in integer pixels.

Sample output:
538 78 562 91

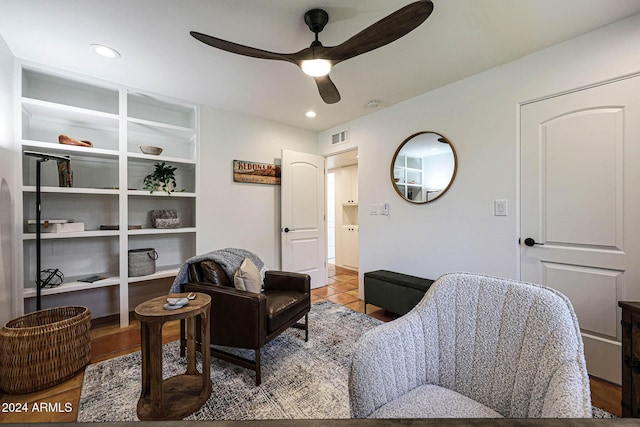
390 131 458 204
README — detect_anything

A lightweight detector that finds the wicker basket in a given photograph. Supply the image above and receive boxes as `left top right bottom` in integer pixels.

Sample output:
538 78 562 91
128 248 158 277
0 306 91 394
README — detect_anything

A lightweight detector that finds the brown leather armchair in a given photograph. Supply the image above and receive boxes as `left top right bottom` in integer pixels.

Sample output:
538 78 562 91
179 260 310 385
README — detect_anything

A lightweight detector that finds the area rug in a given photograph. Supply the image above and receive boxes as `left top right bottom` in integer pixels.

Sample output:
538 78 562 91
78 301 382 421
79 300 615 421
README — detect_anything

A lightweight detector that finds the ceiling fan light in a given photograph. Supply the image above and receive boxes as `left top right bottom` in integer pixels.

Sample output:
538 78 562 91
301 59 331 77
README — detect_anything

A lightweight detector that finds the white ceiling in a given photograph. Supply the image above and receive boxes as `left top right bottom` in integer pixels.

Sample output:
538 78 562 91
2 0 640 132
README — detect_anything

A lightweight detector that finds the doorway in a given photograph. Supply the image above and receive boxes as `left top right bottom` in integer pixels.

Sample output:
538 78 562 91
326 149 359 278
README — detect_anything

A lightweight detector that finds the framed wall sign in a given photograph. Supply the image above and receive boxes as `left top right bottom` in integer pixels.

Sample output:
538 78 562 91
233 160 281 185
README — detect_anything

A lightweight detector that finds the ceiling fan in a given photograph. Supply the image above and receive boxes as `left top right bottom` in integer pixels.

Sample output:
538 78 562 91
190 1 434 104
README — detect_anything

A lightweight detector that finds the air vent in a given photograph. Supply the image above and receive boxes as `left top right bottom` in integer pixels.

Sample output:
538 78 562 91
331 129 349 145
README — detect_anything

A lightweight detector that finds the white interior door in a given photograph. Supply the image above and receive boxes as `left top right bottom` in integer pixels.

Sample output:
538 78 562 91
520 75 640 384
281 149 326 289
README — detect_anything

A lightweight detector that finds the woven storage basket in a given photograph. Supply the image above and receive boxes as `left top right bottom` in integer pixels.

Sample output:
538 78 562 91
128 248 158 277
0 306 91 394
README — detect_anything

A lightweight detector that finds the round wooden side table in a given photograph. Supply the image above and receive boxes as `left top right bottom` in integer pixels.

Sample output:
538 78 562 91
134 293 212 421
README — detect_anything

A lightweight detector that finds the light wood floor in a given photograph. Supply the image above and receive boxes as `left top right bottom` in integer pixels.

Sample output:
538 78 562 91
0 265 621 422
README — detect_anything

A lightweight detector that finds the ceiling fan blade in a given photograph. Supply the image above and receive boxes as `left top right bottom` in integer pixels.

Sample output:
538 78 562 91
314 75 341 104
190 31 295 63
326 0 433 63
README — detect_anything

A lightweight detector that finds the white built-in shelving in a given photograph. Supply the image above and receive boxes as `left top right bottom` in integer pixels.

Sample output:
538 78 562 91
16 63 199 326
334 165 359 271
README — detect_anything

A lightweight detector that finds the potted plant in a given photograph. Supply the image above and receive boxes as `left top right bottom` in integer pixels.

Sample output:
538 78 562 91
143 162 179 194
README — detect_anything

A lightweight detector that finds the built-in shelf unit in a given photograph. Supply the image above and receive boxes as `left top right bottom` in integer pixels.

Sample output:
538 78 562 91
333 164 358 270
16 63 199 326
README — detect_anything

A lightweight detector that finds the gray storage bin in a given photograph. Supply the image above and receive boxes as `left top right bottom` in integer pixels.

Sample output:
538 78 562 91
128 248 158 277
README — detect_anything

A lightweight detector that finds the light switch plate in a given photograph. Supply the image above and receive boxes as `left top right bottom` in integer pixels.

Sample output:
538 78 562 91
369 203 389 216
494 199 507 216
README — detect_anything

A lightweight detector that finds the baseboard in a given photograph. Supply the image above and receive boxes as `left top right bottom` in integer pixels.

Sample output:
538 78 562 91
90 311 136 329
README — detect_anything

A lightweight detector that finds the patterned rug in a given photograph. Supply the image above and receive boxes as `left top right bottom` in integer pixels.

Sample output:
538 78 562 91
78 300 615 421
78 301 382 421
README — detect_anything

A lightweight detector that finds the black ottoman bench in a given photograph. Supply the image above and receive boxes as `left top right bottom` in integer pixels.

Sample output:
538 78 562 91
364 270 434 316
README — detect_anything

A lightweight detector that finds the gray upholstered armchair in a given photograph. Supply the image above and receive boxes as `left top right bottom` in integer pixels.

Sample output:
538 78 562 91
349 272 592 418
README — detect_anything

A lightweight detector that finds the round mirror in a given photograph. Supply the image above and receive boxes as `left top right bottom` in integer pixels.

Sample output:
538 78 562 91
391 131 457 203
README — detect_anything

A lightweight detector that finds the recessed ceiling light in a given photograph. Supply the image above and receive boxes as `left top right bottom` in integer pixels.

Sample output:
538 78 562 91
91 44 121 59
306 111 317 118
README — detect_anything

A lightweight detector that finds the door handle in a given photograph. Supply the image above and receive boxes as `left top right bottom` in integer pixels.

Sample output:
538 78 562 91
283 227 296 233
523 237 544 247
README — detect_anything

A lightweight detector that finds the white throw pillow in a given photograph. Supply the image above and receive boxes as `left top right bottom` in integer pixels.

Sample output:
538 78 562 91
233 257 262 293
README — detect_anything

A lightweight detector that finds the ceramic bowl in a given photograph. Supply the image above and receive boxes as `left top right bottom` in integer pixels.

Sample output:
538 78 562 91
140 145 163 155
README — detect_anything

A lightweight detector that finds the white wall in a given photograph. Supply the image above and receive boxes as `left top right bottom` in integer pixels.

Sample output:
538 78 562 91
319 14 640 291
0 35 15 325
198 105 317 269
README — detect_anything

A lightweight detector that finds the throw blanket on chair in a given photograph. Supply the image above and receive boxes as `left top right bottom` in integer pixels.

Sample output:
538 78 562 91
169 248 266 294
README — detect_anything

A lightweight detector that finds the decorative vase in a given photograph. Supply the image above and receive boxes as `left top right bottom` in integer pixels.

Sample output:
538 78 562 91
157 182 174 193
